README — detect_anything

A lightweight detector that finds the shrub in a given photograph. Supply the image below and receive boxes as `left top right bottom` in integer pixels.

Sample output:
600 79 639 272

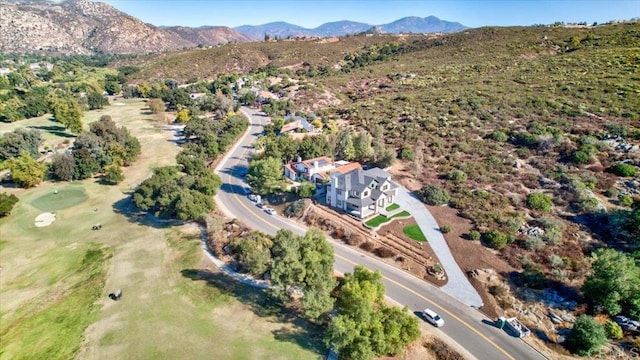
469 230 481 241
440 225 452 233
610 163 637 177
526 192 553 212
297 182 316 198
489 285 507 297
399 144 415 160
375 247 397 258
619 194 634 207
523 236 545 250
284 199 306 218
604 320 623 340
346 233 365 246
446 170 467 182
489 130 508 142
418 184 450 206
0 192 19 217
482 230 509 250
565 315 607 356
359 241 376 252
604 187 620 199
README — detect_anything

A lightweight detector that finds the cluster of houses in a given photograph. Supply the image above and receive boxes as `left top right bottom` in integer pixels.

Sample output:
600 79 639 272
283 155 397 219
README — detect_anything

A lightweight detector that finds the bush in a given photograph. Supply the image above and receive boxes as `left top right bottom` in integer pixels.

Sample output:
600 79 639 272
619 194 634 207
604 187 620 199
418 184 450 206
297 182 316 198
526 192 553 212
0 192 19 217
604 320 623 340
489 130 508 142
609 163 637 177
523 236 545 250
359 241 376 252
399 144 415 160
565 315 607 356
346 233 365 246
446 170 467 182
489 285 507 297
440 225 452 233
284 199 307 218
482 230 509 250
469 230 481 241
375 247 397 258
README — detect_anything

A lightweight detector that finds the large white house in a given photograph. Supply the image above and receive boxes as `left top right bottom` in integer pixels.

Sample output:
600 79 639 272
284 156 361 184
326 167 397 218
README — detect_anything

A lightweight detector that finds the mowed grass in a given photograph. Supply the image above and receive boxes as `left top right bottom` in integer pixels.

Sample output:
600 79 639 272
403 224 427 242
385 203 400 212
0 245 112 360
0 100 323 360
30 186 88 211
365 214 389 228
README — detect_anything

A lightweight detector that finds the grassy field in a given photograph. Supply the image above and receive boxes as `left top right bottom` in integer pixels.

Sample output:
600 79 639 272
0 101 323 360
403 224 428 242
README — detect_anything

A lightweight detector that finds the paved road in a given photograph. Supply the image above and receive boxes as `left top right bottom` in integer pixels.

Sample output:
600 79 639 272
394 188 483 307
213 107 547 360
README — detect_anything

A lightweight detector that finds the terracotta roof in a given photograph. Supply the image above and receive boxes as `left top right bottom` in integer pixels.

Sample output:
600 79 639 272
284 163 296 174
334 162 363 174
301 156 332 169
280 120 301 133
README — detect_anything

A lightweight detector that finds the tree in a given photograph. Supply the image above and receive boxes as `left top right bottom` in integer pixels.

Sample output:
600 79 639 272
247 157 283 195
297 182 316 198
232 231 273 276
270 229 306 300
526 192 553 212
175 108 190 123
334 129 355 161
87 91 109 110
299 135 331 160
0 192 19 217
418 184 450 205
298 229 336 319
352 130 373 161
565 315 607 356
5 151 46 188
50 95 83 133
326 266 420 360
0 128 43 160
103 163 124 184
284 199 307 218
239 91 257 105
50 152 76 181
582 248 640 317
147 98 165 114
174 189 214 221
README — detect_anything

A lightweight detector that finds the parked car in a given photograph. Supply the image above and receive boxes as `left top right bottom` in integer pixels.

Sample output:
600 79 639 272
265 208 276 215
243 187 252 195
248 194 257 202
423 308 445 327
257 202 264 208
613 315 640 332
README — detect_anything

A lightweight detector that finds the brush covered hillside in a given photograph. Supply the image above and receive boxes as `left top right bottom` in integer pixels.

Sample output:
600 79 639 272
119 22 640 325
0 0 250 54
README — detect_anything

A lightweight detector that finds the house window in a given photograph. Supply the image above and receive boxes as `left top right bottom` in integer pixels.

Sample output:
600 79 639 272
382 184 388 191
337 200 343 207
363 190 369 197
378 199 384 206
337 189 343 195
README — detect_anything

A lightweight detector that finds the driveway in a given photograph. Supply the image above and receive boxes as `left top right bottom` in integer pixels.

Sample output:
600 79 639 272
394 186 483 308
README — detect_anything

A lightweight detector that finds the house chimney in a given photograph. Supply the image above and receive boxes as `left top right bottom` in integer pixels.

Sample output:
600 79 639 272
314 161 319 169
297 156 302 163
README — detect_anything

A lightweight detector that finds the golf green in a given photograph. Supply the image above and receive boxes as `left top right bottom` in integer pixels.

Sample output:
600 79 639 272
31 188 88 211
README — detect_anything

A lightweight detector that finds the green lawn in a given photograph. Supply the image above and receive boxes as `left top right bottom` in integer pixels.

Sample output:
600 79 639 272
385 203 400 212
391 210 410 219
30 186 88 211
403 224 427 242
365 214 390 228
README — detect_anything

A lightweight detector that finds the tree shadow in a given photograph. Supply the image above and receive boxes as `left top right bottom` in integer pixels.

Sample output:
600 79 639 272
111 196 182 229
180 268 326 355
27 125 76 138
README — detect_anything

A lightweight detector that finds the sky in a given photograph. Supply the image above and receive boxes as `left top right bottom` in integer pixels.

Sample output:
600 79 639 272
101 0 639 29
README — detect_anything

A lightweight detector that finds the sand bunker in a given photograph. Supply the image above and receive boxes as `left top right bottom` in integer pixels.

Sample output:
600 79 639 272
35 212 56 227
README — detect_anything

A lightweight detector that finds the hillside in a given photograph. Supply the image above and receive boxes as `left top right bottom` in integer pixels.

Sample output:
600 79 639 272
0 0 251 54
117 22 640 322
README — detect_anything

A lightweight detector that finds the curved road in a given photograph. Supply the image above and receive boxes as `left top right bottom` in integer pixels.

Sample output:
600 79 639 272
214 107 546 360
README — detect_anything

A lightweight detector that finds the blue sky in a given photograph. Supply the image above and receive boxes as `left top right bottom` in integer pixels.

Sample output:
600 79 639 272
101 0 639 28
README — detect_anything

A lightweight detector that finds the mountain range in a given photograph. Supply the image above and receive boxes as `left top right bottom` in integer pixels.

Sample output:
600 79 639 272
0 0 467 55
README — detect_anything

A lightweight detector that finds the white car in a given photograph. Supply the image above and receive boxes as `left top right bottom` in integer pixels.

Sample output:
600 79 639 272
423 308 444 327
265 208 276 215
248 194 257 202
